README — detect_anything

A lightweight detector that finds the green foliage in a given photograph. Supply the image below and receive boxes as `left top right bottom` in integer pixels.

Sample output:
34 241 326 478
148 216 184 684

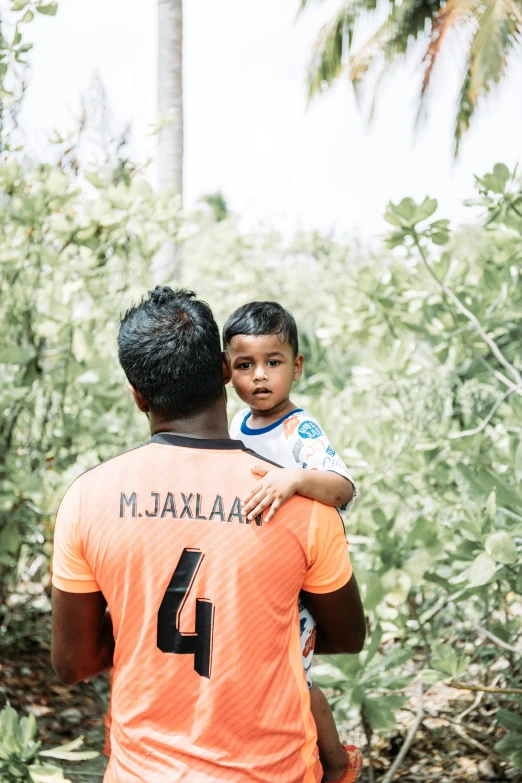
495 706 522 769
312 628 411 731
198 191 229 222
1 1 59 112
0 702 97 782
0 152 177 615
421 642 470 684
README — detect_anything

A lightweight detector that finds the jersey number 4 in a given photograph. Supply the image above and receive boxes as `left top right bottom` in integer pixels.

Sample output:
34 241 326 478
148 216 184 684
157 548 215 679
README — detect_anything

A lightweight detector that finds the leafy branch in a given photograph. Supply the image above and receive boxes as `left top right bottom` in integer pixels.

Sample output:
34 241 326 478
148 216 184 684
384 191 522 403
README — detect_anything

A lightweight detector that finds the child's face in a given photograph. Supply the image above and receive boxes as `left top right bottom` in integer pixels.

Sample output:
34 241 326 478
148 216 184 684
227 334 303 412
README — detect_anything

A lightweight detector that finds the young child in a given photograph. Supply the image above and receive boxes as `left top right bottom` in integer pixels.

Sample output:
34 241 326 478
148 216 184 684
223 301 363 783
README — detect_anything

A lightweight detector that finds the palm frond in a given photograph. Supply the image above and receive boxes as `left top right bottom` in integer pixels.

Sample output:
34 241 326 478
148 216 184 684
470 0 522 87
418 0 477 124
454 0 522 153
349 16 398 89
454 64 474 154
349 0 444 109
308 0 361 97
298 0 326 10
385 0 448 55
308 0 447 99
305 0 522 153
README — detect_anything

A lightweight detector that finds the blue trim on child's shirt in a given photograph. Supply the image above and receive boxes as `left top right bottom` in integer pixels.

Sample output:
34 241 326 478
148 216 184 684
241 408 304 436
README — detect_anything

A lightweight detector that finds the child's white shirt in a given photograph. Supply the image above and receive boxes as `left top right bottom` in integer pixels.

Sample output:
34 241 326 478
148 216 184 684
229 407 357 509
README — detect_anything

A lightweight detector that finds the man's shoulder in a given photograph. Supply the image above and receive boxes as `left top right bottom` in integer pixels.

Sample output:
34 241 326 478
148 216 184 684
75 442 149 486
274 493 323 528
56 443 149 522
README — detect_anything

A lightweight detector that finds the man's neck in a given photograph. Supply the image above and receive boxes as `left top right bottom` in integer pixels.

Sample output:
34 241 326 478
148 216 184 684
149 397 231 440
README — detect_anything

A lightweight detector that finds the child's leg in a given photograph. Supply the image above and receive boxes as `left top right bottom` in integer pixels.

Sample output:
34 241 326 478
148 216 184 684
311 684 348 781
298 599 361 782
310 684 362 783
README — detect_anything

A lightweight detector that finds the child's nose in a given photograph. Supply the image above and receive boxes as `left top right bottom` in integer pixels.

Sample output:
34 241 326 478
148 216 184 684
253 366 268 380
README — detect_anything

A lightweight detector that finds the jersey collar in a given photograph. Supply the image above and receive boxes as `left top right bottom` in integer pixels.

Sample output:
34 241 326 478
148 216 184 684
149 432 248 450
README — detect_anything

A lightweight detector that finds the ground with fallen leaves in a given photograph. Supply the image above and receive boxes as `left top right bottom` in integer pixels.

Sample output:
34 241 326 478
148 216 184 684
1 633 521 783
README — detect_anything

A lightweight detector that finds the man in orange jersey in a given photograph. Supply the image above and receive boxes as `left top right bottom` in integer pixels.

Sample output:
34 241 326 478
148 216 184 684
52 287 366 783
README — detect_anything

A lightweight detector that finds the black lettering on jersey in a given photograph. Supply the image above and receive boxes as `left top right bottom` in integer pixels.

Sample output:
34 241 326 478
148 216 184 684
244 511 263 526
161 492 178 518
180 493 194 519
227 496 243 524
120 492 137 518
209 495 225 521
146 492 160 518
195 494 207 520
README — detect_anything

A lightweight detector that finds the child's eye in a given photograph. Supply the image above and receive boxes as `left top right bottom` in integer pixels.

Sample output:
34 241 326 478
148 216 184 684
267 360 280 367
237 362 253 370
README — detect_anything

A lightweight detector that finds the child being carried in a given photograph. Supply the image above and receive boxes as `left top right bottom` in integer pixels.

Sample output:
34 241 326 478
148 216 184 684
224 301 362 783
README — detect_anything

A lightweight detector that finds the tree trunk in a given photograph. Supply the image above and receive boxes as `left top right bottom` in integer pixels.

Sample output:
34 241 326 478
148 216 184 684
157 0 183 280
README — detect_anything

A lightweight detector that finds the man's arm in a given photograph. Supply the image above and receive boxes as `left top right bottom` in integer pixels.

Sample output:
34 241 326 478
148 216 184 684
301 573 366 654
51 588 114 685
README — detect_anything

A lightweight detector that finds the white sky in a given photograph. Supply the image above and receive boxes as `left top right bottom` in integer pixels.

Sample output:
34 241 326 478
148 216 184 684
19 0 522 238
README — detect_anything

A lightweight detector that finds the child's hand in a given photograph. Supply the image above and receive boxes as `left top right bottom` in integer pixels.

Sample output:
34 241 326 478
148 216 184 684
242 466 301 523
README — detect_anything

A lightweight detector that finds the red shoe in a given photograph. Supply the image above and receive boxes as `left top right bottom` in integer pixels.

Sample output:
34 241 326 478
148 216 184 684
330 745 363 783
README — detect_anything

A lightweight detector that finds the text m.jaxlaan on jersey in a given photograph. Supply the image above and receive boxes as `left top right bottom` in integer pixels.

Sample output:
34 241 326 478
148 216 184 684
120 492 263 526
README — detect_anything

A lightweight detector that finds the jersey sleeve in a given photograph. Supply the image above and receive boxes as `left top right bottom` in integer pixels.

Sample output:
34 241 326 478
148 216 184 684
302 501 352 594
52 478 100 593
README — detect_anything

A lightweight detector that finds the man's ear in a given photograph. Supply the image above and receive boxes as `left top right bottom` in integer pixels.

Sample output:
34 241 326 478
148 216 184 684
222 351 232 386
128 384 150 413
294 354 304 382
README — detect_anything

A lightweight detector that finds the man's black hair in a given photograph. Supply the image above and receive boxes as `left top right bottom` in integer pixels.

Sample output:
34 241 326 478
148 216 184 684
118 286 223 417
223 301 299 357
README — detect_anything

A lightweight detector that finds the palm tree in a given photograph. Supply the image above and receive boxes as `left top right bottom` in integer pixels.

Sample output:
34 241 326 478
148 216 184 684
301 0 522 154
157 0 183 277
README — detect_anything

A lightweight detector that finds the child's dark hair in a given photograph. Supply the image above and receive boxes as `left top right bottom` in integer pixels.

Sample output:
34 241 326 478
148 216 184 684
223 301 299 357
118 286 223 416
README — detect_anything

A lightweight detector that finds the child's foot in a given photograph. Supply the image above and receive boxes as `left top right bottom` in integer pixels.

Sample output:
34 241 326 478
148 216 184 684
322 745 363 783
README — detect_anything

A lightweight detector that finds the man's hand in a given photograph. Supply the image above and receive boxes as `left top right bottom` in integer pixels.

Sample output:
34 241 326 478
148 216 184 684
242 466 302 523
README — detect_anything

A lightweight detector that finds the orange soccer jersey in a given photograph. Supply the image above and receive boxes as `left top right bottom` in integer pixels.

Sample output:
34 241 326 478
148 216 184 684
52 433 352 783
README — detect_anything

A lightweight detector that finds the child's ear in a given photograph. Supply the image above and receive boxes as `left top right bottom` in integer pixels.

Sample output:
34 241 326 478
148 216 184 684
294 354 304 382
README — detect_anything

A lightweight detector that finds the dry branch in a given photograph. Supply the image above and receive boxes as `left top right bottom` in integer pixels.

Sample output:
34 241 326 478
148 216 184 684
448 682 522 695
381 682 424 783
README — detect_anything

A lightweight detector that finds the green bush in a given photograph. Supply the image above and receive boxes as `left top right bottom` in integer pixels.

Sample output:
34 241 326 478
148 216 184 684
0 702 97 782
0 157 178 616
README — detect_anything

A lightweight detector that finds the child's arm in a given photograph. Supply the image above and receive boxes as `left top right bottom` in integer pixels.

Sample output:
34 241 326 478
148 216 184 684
242 466 354 523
